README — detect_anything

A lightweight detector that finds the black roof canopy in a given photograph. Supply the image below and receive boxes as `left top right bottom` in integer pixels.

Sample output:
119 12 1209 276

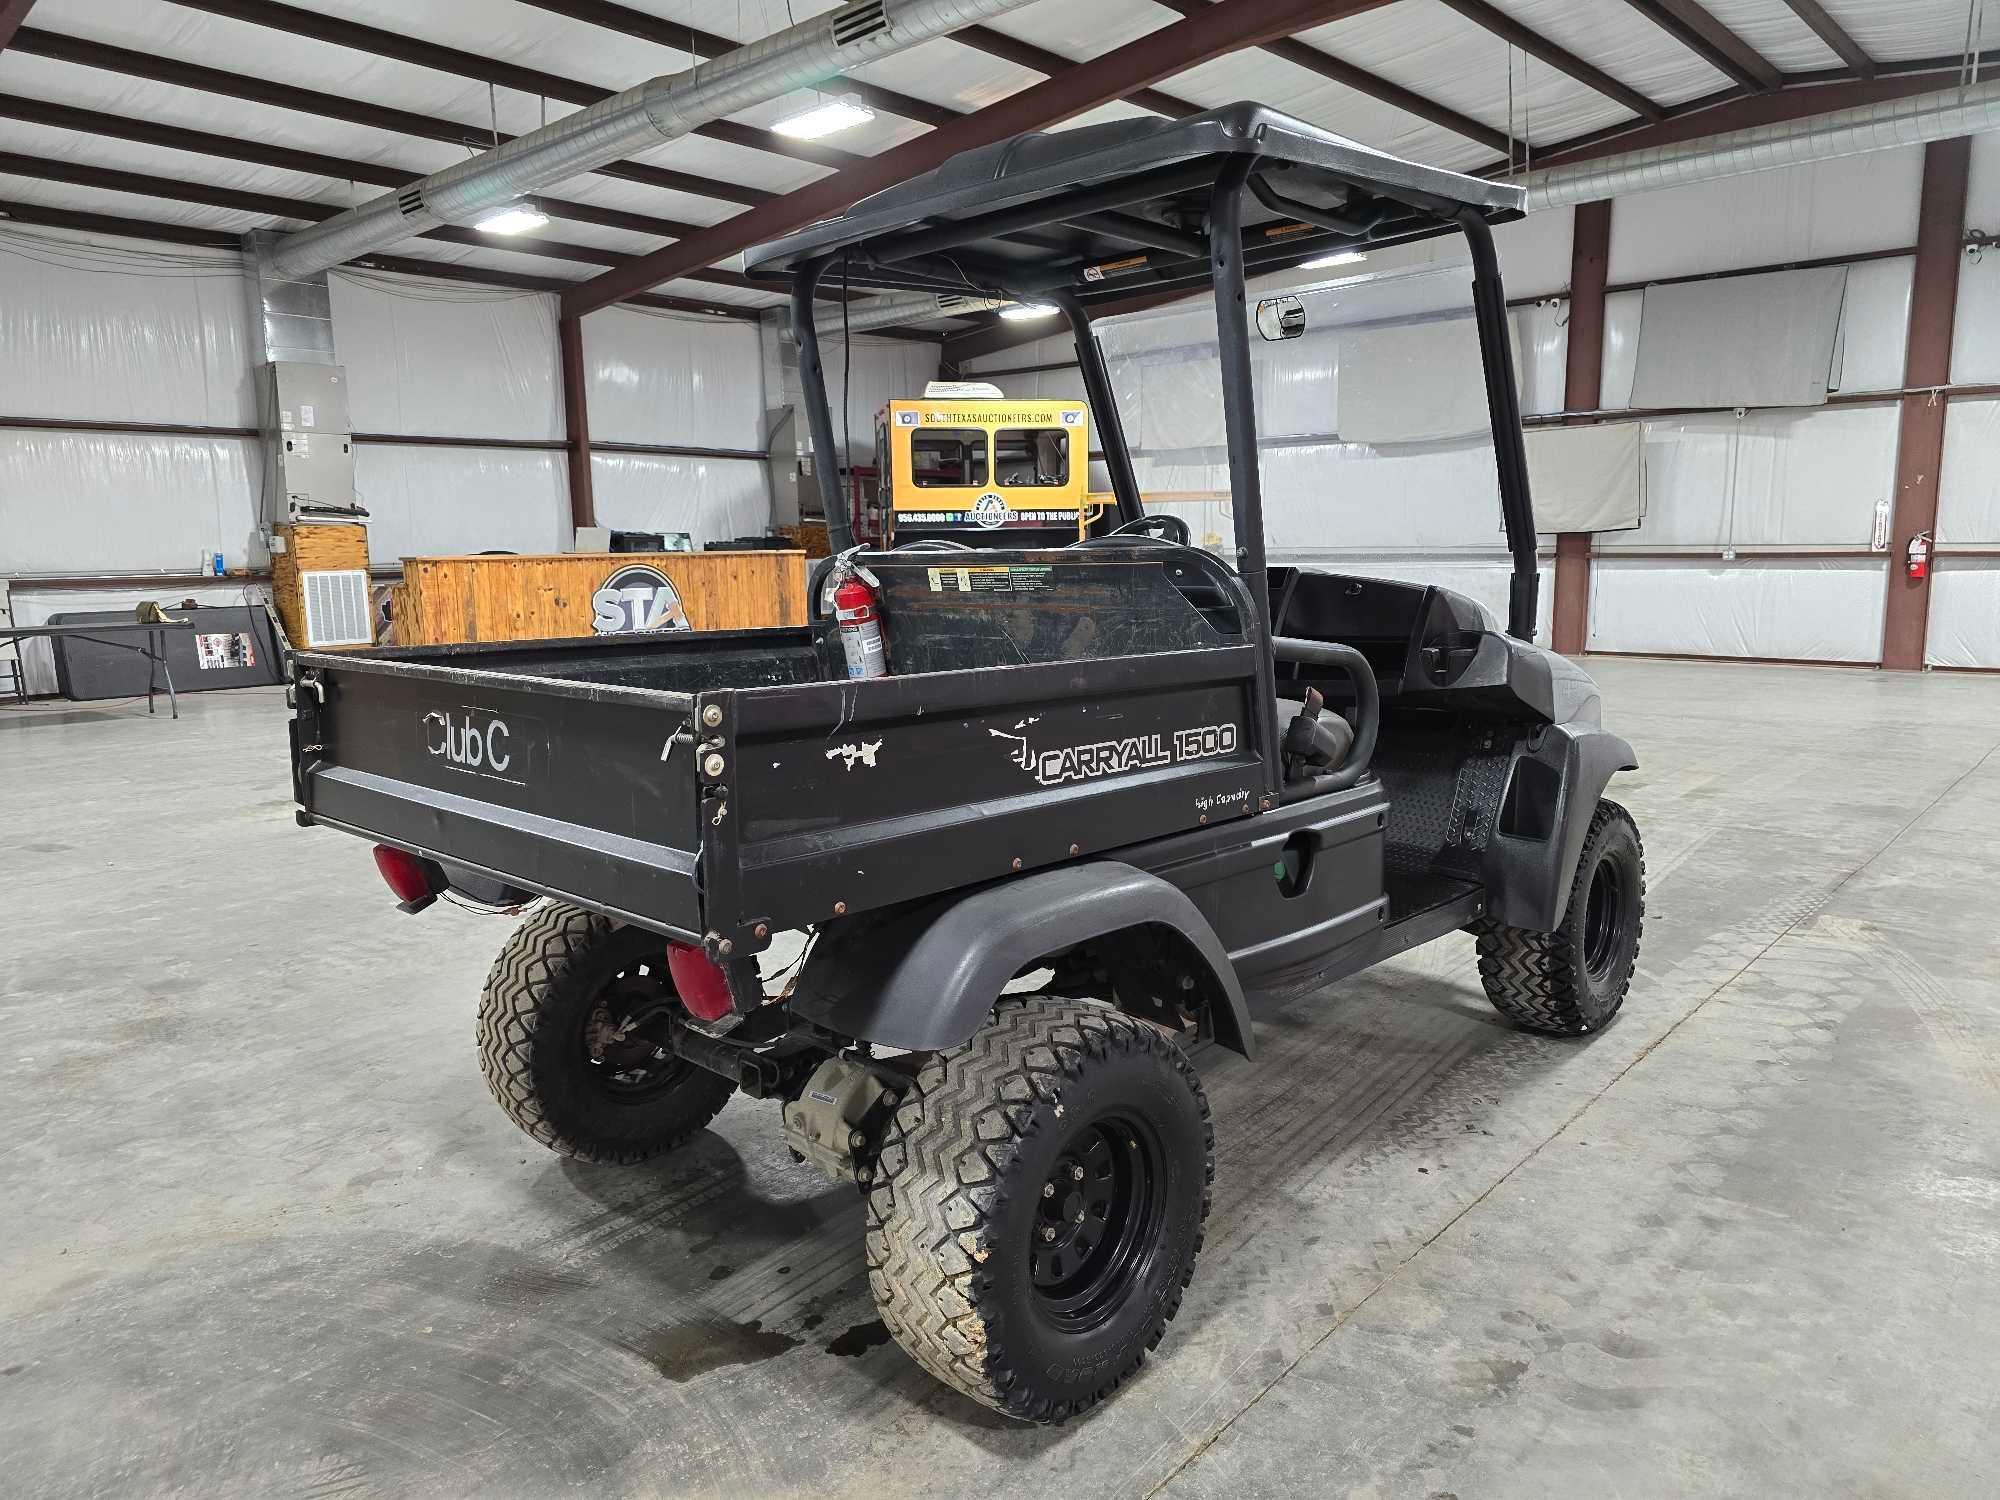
743 102 1527 309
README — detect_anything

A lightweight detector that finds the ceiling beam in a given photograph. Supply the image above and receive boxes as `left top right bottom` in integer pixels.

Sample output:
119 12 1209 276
0 151 816 303
512 0 960 128
162 0 860 172
0 194 753 317
1775 0 1875 79
0 92 717 239
1434 0 1666 121
8 26 775 206
1146 0 1515 151
563 0 1398 317
1618 0 1783 93
0 0 36 52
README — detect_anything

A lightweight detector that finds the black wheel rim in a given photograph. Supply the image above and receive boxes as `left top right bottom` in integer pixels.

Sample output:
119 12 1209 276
580 960 692 1102
1582 856 1628 982
1029 1114 1166 1333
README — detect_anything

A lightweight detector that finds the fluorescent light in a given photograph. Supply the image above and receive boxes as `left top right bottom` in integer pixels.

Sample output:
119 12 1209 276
1299 249 1367 270
473 203 550 236
773 93 875 140
999 303 1058 320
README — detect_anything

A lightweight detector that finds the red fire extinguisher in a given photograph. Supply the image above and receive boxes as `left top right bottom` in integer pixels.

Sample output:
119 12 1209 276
1907 530 1932 581
832 562 887 679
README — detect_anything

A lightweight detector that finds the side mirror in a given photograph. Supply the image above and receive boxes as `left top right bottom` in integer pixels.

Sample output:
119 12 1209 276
1255 295 1306 342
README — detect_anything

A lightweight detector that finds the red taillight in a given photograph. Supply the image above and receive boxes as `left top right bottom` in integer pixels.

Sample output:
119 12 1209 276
372 844 439 912
667 941 734 1022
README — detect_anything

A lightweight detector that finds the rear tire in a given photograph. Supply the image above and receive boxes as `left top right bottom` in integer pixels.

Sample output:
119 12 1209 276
476 903 735 1164
1476 798 1645 1036
864 996 1212 1424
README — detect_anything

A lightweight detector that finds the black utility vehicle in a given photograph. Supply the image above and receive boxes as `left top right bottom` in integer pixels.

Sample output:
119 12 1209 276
288 105 1644 1423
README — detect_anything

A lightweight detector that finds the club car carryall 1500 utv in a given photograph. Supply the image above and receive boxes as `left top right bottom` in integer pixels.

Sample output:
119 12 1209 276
285 104 1644 1423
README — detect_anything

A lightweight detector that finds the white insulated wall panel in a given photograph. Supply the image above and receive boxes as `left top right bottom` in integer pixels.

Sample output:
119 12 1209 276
1969 131 2000 230
1951 253 2000 385
1261 439 1503 551
1613 407 1897 549
1600 289 1644 409
1925 561 2000 669
1587 558 1888 661
1603 259 1910 410
821 337 942 461
1939 396 2000 544
0 234 255 426
1620 418 1735 546
0 429 259 572
588 452 771 548
581 306 765 448
355 444 566 562
1727 406 1899 545
1606 148 1925 284
1829 256 1913 394
331 277 561 441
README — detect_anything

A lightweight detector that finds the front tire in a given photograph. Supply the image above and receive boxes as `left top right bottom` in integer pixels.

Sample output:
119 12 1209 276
476 903 736 1164
865 996 1213 1423
1476 798 1645 1035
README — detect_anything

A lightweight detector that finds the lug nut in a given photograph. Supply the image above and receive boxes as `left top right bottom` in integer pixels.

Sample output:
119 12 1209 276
1071 1165 1084 1181
1041 1226 1057 1242
1042 1182 1055 1198
701 704 723 728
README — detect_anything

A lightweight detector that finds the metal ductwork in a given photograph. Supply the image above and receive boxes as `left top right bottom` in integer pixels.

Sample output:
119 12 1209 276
1519 78 2000 211
791 291 1018 338
268 0 1040 278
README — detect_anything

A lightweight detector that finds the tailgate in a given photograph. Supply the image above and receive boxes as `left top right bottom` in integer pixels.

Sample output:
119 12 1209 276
293 653 702 935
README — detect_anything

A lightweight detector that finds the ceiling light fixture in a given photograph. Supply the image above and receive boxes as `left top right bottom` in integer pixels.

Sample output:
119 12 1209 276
998 303 1059 320
1298 249 1367 270
473 202 551 236
773 93 875 140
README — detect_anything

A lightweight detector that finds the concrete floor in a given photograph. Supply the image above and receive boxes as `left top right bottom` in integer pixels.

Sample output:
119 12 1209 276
3 658 1999 1498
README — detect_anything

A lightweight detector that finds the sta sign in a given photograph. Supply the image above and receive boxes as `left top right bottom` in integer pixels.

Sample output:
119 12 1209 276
591 563 690 634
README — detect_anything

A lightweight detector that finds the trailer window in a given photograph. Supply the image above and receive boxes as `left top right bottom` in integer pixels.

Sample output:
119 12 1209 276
994 428 1070 487
911 429 988 487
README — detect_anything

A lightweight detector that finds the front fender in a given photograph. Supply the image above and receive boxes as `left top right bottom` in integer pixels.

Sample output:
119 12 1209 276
790 861 1253 1057
1483 725 1638 932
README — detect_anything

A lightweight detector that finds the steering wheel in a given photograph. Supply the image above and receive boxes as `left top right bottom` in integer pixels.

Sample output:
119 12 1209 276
1077 514 1191 547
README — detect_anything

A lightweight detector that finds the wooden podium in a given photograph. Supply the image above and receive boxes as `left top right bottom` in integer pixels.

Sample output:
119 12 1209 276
389 551 808 647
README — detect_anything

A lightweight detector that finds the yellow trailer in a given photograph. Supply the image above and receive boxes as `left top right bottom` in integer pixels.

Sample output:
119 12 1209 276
873 382 1100 545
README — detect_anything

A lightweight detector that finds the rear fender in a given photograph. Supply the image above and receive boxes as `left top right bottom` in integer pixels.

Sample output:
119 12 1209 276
790 861 1253 1058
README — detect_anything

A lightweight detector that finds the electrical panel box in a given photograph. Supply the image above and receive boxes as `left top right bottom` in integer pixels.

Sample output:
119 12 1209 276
262 361 356 523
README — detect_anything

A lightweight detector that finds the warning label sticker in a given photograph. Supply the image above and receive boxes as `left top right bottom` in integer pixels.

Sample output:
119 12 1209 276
926 565 1055 595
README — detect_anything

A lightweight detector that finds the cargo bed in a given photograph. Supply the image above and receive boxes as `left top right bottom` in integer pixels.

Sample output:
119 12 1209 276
291 609 1269 950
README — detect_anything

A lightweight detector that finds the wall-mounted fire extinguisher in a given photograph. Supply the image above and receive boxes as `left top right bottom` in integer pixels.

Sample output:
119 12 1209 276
830 556 887 679
1907 530 1932 581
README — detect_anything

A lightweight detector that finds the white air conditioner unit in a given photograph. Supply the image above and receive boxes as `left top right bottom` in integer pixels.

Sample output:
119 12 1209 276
300 569 373 647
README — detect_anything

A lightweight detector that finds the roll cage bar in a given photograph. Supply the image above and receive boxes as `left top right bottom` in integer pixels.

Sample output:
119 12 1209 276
749 103 1538 643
